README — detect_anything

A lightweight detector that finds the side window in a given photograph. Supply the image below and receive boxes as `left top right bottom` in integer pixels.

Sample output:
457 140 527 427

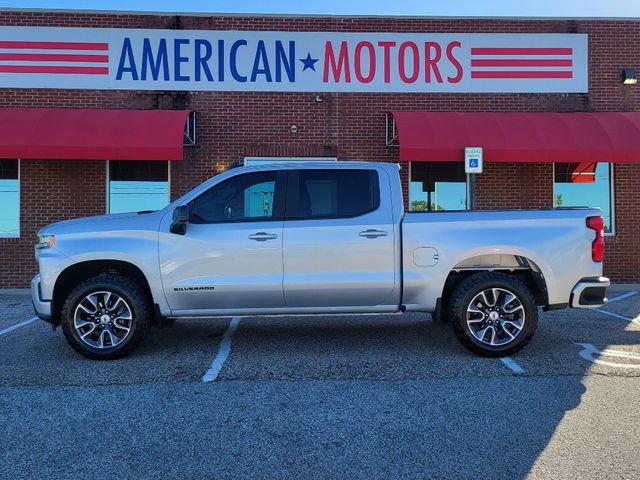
293 169 379 219
109 161 169 214
191 171 279 223
0 159 19 237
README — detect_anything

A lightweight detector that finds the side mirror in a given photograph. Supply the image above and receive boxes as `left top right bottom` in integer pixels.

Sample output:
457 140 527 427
170 205 190 235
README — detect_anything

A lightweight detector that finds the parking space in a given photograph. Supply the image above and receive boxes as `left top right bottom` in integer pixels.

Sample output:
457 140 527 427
509 305 640 375
1 291 639 385
596 290 640 320
1 291 639 480
217 313 510 381
0 310 229 387
0 294 34 331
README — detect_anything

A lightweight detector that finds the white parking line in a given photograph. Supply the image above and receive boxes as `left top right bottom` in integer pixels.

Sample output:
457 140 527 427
202 317 242 382
0 317 38 336
607 291 638 303
593 308 637 323
500 356 524 373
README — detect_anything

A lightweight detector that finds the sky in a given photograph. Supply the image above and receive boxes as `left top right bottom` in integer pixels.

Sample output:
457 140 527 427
0 0 639 18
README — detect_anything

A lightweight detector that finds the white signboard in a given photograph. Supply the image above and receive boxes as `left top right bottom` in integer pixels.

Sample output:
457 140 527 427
0 27 588 93
465 147 483 173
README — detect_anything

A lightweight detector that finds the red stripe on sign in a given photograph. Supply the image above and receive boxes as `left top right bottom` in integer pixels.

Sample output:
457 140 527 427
471 48 573 56
0 65 108 74
0 41 108 51
471 71 573 79
0 53 108 62
471 59 573 67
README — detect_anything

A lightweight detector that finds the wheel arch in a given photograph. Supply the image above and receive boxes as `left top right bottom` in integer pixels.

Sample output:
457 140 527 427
441 254 549 308
52 260 155 326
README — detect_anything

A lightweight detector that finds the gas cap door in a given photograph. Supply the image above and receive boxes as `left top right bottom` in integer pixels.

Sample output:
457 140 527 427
413 247 439 267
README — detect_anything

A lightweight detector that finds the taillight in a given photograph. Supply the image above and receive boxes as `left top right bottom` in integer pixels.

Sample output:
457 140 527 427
586 216 604 262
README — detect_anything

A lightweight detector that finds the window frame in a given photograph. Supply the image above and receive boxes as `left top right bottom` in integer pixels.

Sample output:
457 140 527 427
189 170 287 224
106 160 171 214
0 158 20 238
284 169 381 221
552 162 615 236
243 156 337 166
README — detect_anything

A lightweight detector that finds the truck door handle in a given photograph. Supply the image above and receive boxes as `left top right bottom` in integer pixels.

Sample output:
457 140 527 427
248 232 278 241
359 229 388 238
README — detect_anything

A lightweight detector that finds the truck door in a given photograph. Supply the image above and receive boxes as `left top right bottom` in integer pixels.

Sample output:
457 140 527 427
282 168 397 308
159 170 286 312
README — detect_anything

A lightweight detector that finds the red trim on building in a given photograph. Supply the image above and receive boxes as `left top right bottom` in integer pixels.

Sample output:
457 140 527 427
392 112 640 163
0 108 191 161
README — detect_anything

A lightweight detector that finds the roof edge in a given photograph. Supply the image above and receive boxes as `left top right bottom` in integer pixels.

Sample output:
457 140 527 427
0 7 639 21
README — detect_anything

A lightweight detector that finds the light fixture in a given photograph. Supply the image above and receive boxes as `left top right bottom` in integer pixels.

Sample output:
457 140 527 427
621 68 637 85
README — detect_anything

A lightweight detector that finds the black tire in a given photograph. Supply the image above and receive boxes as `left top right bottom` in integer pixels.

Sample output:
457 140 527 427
448 272 538 357
60 274 151 360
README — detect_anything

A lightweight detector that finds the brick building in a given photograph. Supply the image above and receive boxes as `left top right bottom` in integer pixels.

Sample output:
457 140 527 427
0 10 638 288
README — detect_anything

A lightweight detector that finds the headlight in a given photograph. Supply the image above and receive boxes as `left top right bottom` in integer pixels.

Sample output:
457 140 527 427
36 234 55 249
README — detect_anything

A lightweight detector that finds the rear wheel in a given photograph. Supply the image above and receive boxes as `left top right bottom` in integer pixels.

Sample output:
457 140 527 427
60 274 150 360
448 272 538 357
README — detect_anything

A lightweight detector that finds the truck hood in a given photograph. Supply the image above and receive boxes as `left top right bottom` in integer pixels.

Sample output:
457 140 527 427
40 211 165 235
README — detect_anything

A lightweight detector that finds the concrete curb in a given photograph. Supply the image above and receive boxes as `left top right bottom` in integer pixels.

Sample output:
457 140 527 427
0 289 30 296
607 284 640 293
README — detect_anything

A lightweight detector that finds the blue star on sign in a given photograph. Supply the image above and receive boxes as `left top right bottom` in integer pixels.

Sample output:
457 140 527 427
299 53 319 72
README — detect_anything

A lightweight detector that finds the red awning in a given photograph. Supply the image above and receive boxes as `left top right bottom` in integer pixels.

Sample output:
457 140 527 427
391 111 640 163
555 162 598 183
0 108 192 161
572 162 597 183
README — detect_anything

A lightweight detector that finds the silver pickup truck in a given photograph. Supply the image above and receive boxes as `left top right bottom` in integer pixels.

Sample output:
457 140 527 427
32 162 609 359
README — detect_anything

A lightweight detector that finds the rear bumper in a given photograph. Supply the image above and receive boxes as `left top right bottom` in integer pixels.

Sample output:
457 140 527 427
31 274 53 322
570 276 610 308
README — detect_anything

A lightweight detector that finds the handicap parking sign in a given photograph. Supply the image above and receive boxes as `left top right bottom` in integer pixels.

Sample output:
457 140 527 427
465 147 483 173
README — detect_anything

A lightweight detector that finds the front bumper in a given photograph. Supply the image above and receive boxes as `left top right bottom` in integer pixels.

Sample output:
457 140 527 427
31 274 53 322
570 276 610 308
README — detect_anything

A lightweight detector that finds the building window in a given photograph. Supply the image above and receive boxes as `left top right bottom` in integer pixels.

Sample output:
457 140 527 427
0 159 19 237
554 163 614 234
409 162 467 211
108 161 169 214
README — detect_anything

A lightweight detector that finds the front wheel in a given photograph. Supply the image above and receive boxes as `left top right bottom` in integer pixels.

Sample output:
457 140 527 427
448 272 538 357
60 274 151 360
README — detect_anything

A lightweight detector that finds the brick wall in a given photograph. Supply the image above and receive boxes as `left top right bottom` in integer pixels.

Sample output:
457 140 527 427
0 12 638 286
0 160 106 287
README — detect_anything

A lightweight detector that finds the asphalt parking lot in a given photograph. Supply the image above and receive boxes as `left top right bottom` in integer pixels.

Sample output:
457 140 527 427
1 289 639 480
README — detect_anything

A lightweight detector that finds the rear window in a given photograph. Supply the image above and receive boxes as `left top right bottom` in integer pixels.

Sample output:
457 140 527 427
292 169 379 219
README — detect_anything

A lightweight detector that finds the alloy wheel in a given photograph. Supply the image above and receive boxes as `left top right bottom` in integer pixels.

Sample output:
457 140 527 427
466 287 525 347
73 290 133 349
